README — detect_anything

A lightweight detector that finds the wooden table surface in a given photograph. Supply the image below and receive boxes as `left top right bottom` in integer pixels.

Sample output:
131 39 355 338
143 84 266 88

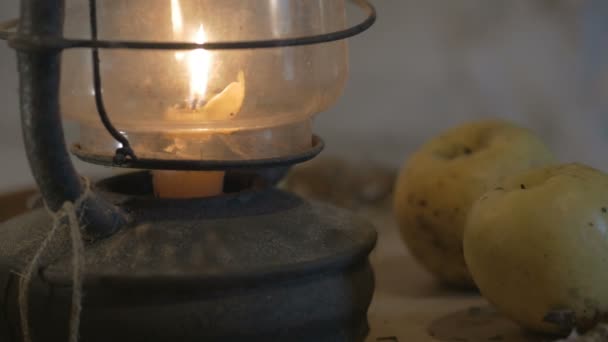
0 188 37 223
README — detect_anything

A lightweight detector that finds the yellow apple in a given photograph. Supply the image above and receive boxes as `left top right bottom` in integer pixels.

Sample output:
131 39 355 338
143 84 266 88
394 120 554 288
464 163 608 334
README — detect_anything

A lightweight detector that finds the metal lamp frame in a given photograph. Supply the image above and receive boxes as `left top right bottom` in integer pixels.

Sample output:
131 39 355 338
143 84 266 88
0 0 376 238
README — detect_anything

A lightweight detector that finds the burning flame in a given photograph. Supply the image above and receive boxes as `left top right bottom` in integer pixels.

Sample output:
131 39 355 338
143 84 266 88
188 25 212 105
171 0 183 36
171 0 212 106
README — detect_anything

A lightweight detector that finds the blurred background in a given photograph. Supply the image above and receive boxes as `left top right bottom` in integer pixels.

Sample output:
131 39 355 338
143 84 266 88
1 0 607 192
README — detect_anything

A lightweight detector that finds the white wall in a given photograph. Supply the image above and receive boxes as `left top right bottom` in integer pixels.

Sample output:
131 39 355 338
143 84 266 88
1 1 607 192
317 0 606 168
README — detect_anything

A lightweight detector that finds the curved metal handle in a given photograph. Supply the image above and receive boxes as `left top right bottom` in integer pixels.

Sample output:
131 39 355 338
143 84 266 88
17 0 127 239
1 0 376 51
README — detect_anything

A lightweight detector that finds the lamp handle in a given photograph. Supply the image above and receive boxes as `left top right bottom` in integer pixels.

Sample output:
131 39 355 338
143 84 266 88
17 0 127 239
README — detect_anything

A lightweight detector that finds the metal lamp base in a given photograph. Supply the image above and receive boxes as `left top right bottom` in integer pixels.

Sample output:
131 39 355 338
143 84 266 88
0 172 377 342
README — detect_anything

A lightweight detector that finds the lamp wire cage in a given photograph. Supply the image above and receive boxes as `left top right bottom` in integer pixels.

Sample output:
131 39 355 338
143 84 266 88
0 0 376 170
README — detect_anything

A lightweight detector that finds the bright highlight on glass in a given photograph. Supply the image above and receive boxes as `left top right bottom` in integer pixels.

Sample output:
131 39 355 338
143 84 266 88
61 0 348 161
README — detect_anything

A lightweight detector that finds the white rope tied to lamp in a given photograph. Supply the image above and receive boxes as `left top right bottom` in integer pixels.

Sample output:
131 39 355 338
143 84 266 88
18 178 90 342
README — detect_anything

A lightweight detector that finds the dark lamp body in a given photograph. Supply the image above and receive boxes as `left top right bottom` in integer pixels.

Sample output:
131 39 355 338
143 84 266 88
0 172 377 341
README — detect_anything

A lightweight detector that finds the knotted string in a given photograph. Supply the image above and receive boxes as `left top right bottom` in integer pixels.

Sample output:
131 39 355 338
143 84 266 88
18 178 91 342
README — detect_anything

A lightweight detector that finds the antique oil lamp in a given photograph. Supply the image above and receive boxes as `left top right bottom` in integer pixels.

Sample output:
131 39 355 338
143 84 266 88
0 0 376 341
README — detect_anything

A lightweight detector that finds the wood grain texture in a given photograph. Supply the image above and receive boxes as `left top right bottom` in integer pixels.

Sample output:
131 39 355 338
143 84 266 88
0 188 38 223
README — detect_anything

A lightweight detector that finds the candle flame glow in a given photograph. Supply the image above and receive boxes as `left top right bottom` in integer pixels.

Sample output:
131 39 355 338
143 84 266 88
188 25 212 106
170 0 183 36
171 0 212 106
171 0 185 61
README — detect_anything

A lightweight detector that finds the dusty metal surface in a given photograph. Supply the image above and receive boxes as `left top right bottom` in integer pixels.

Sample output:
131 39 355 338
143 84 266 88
0 171 377 341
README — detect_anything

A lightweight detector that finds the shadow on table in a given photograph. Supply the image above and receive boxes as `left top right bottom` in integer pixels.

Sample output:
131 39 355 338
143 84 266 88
373 252 481 300
429 306 550 342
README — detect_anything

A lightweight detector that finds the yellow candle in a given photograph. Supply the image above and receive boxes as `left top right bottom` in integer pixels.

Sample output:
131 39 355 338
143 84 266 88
153 171 225 198
153 19 246 199
154 72 246 198
165 70 246 122
200 71 245 120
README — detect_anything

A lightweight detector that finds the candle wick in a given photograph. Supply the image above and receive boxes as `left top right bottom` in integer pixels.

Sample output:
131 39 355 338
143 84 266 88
189 96 211 111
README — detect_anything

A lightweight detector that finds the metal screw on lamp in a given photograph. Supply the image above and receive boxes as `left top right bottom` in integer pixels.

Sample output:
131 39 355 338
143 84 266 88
0 0 377 341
